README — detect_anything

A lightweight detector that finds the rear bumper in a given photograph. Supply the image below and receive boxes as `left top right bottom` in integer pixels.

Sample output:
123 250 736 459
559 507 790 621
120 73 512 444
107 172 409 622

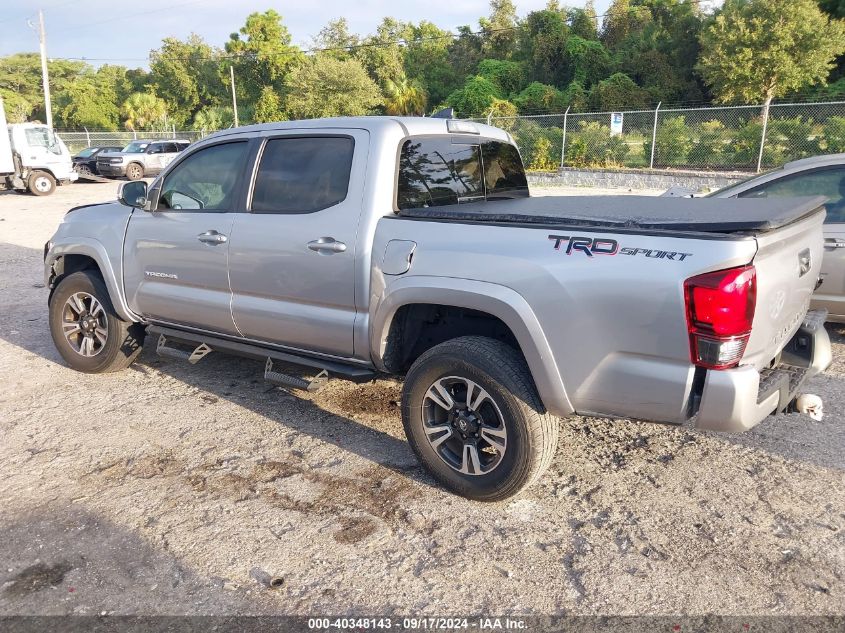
695 310 831 432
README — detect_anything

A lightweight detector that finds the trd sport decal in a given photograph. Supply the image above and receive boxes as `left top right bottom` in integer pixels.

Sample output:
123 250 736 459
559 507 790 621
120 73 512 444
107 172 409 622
548 234 692 261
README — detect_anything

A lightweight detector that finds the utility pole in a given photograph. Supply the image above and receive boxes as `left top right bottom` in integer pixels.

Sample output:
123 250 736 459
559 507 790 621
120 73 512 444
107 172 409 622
229 66 239 128
36 9 53 128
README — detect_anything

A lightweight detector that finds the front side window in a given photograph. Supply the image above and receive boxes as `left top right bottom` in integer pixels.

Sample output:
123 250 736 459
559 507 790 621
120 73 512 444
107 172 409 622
739 167 845 223
158 141 247 212
251 136 354 214
397 137 528 210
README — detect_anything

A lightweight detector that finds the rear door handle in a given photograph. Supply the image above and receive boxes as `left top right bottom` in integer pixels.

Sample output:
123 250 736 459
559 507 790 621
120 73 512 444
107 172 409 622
307 237 347 254
197 230 228 245
824 238 845 249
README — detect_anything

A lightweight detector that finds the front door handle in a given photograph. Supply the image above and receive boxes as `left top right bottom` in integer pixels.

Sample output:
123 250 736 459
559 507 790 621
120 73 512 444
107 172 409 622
307 237 347 254
197 230 228 245
824 238 845 249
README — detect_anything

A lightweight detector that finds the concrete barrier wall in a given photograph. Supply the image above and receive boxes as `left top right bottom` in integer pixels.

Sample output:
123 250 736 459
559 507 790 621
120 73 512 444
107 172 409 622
528 167 751 193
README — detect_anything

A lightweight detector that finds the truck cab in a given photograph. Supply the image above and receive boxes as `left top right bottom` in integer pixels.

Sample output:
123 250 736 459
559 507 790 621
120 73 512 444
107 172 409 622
0 99 77 196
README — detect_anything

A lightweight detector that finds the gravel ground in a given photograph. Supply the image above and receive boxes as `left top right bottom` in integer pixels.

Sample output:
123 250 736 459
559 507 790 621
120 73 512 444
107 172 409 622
0 181 843 616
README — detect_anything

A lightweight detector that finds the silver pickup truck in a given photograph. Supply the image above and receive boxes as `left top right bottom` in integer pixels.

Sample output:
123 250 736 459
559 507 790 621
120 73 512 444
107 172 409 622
43 117 831 500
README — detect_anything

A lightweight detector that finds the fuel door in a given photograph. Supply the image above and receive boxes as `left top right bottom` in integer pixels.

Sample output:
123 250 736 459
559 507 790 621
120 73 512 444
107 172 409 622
382 240 416 276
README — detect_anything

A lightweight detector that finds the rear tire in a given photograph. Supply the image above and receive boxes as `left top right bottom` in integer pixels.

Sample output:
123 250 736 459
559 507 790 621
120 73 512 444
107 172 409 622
125 163 144 181
49 271 145 373
401 336 558 501
28 170 55 196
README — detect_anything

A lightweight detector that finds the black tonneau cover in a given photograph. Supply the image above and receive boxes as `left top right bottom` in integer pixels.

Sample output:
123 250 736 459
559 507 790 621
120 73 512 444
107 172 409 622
398 195 827 234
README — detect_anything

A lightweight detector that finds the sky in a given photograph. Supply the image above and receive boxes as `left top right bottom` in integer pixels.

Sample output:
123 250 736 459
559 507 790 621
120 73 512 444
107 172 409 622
0 0 618 68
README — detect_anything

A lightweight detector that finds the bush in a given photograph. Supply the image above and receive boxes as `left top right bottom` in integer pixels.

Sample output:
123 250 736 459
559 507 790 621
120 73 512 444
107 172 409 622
514 120 562 170
527 136 559 171
687 120 728 167
765 116 820 165
650 116 693 166
824 116 845 153
729 116 821 168
565 121 628 167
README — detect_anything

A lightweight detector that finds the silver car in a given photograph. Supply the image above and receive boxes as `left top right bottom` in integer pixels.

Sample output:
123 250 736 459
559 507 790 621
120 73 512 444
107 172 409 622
709 154 845 322
96 140 191 181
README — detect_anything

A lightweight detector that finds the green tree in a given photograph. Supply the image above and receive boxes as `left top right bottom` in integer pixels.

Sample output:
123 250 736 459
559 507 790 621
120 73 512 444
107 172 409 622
477 59 526 96
563 35 611 88
254 86 285 122
313 18 360 60
480 0 519 59
698 0 845 112
384 74 428 116
588 72 652 110
513 81 567 113
519 9 570 86
55 71 119 129
354 17 408 85
121 92 168 131
225 10 303 104
150 35 224 127
192 106 234 131
403 21 460 107
285 55 382 119
568 2 599 40
446 75 500 117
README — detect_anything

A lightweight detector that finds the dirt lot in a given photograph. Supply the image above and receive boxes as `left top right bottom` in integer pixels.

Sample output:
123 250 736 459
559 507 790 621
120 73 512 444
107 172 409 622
0 181 843 616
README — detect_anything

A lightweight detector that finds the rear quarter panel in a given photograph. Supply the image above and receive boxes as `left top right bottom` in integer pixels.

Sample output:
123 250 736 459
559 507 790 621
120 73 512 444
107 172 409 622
371 217 759 422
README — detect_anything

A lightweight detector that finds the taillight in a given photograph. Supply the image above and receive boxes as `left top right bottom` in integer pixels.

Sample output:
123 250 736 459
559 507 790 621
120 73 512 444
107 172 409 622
684 265 756 370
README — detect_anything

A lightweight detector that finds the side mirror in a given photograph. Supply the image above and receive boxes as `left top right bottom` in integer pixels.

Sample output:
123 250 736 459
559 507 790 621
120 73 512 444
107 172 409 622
117 181 148 209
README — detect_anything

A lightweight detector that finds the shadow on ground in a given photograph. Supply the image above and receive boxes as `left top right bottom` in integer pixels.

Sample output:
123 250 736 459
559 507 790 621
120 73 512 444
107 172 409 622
0 504 260 615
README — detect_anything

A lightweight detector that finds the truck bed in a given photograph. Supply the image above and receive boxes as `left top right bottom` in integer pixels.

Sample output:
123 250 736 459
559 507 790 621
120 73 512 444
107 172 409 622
398 195 827 234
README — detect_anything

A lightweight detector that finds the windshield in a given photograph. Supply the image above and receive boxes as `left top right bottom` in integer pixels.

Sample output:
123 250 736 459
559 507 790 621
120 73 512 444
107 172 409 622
76 147 97 158
705 170 779 197
24 127 62 155
122 142 149 153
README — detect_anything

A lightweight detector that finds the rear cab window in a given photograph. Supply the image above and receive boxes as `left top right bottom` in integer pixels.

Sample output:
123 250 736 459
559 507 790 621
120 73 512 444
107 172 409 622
397 137 528 210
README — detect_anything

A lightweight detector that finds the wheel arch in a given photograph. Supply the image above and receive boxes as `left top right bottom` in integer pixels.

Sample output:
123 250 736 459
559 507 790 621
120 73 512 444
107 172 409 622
46 240 139 322
371 276 574 417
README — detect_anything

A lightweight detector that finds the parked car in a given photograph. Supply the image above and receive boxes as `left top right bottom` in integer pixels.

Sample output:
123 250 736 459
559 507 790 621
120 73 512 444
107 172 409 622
72 146 123 177
706 154 845 322
96 139 191 180
44 117 830 500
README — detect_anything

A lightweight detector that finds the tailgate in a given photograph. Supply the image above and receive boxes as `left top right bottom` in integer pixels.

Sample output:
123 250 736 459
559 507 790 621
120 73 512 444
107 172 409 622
743 205 826 369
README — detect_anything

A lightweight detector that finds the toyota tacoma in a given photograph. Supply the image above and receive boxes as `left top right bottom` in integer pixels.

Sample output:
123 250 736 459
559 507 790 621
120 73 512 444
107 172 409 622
43 117 831 500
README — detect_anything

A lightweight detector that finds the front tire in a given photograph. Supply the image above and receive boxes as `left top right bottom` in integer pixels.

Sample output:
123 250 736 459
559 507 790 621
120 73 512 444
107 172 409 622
28 170 55 196
125 163 144 181
49 271 145 373
401 336 558 501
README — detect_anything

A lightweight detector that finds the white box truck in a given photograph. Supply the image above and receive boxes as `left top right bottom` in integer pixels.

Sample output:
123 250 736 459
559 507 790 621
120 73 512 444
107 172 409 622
1 97 77 196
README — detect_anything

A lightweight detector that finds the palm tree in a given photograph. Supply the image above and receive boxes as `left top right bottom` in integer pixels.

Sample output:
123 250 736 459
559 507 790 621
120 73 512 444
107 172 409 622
192 106 235 131
122 92 168 132
383 74 428 116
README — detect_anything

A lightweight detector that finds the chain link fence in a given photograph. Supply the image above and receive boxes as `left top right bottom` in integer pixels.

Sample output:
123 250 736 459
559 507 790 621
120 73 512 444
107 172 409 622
56 129 208 155
474 100 845 173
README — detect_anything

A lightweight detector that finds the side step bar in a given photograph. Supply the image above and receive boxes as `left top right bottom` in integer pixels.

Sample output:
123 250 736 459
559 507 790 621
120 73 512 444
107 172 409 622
265 359 328 392
156 335 213 364
148 325 377 387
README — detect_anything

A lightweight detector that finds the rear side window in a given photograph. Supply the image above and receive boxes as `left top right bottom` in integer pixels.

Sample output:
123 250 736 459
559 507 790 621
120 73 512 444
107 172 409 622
251 136 354 214
397 137 528 210
483 141 529 198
